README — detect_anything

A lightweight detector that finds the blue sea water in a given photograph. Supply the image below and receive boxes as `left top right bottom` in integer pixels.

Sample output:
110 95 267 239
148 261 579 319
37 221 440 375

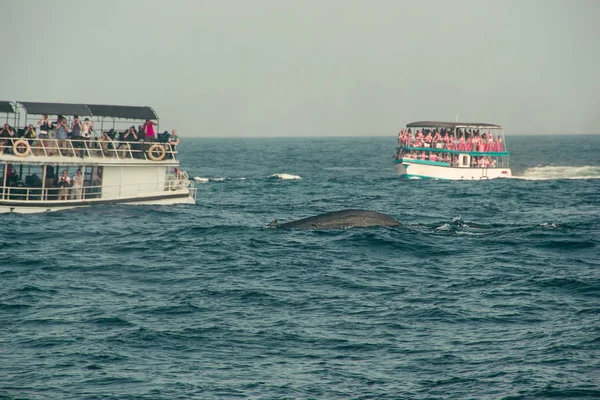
1 135 599 399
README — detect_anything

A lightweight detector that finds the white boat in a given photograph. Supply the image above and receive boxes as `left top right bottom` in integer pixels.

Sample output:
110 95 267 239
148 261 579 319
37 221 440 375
0 101 196 214
394 121 512 180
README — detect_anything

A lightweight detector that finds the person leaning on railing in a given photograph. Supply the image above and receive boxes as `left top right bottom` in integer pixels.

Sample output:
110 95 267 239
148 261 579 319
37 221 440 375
167 129 179 159
99 131 116 157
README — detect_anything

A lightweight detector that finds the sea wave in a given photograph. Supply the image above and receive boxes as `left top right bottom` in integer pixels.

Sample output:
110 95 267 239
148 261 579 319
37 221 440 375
2 136 599 400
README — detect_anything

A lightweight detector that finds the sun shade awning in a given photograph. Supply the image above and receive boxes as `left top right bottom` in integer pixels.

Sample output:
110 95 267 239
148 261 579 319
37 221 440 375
18 101 92 116
407 121 502 129
0 101 15 113
86 104 158 120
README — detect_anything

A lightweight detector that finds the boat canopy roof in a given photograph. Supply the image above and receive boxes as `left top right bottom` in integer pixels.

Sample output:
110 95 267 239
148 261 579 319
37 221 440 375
18 101 92 116
86 104 157 120
406 121 502 129
0 101 15 114
17 101 158 120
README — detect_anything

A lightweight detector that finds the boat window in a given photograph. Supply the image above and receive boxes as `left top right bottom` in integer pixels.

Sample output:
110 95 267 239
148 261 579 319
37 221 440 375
23 165 44 189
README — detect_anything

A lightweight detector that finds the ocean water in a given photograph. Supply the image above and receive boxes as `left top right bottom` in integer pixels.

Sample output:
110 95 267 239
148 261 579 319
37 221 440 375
1 135 599 399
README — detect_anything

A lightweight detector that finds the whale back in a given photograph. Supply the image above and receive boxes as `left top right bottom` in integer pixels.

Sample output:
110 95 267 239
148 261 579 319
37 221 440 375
276 209 401 230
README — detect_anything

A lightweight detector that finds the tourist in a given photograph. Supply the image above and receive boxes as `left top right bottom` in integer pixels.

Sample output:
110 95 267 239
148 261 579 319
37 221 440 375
457 136 467 151
23 125 39 156
167 129 179 159
423 132 432 148
70 115 82 138
433 130 442 148
168 129 179 145
119 126 138 158
143 119 157 140
55 117 70 155
24 125 37 141
71 169 84 199
82 118 94 138
495 136 504 152
37 115 52 138
0 124 14 154
57 170 71 200
99 131 116 157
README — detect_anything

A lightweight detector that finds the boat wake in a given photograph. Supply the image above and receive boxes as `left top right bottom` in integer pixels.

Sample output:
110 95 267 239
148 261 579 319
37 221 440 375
193 177 246 183
514 166 600 180
193 174 301 183
269 173 302 180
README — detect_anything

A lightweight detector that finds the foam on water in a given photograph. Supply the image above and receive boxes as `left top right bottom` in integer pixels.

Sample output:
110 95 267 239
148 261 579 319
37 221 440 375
269 173 302 180
515 165 600 180
194 176 246 183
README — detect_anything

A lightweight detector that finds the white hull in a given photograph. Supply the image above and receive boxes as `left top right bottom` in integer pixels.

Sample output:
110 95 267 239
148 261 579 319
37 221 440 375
394 161 512 180
0 190 195 214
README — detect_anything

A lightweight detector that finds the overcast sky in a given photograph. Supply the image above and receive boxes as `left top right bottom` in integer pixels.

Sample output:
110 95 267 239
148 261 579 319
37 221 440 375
1 0 598 136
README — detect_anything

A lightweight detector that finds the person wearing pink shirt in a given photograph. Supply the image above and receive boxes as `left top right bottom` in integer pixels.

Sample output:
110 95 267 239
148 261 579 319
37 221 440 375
496 136 504 151
143 119 157 140
457 136 467 151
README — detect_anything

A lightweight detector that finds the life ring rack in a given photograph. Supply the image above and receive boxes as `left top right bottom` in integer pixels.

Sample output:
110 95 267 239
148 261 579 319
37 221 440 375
147 143 166 161
13 140 32 157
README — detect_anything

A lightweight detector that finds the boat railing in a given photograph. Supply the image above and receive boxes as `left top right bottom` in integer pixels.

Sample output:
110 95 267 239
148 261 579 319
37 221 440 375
397 145 509 156
0 173 196 202
0 137 178 162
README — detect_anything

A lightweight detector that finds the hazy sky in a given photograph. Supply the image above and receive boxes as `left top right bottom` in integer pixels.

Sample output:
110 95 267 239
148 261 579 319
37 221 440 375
1 0 598 136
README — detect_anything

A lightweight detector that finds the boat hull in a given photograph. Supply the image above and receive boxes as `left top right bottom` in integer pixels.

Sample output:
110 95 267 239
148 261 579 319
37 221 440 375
394 161 511 180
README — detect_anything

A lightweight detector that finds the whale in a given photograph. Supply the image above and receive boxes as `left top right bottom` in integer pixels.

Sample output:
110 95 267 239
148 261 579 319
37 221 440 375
267 209 401 230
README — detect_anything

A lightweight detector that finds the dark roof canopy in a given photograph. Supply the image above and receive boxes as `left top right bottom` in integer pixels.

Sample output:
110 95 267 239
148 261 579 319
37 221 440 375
16 101 158 120
0 101 15 114
87 104 157 120
18 101 92 117
406 121 502 129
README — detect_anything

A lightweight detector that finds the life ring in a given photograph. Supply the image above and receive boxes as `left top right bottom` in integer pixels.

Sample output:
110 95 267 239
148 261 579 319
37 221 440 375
147 143 166 161
13 140 31 157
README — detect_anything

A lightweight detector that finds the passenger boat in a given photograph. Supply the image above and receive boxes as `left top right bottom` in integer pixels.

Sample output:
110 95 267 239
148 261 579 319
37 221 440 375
393 121 512 180
0 101 196 214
